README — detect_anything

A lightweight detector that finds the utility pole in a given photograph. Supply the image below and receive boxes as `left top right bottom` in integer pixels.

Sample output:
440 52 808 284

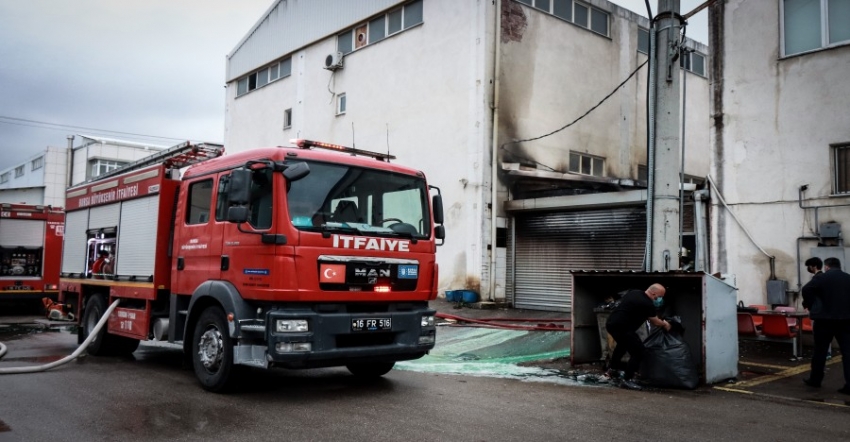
646 0 683 272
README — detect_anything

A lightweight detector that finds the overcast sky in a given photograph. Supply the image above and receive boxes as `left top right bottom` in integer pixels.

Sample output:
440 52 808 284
0 0 708 171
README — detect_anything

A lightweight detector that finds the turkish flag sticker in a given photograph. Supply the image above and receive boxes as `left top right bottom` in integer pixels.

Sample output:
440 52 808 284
319 264 346 283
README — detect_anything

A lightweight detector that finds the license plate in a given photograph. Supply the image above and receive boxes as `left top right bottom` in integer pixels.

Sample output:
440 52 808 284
3 285 33 291
351 318 392 332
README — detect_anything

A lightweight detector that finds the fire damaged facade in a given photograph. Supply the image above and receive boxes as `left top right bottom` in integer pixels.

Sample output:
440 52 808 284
224 0 710 310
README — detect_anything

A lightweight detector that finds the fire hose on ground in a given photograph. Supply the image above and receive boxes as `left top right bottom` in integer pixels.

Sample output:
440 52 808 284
0 299 120 374
436 312 571 332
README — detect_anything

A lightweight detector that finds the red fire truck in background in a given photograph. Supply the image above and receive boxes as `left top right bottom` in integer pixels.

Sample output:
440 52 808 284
0 204 64 302
58 140 444 391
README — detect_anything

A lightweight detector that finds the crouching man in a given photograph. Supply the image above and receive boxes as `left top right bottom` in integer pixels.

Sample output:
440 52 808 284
606 283 671 390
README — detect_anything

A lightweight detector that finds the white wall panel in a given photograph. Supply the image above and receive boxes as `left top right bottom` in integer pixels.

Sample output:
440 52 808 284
89 204 120 229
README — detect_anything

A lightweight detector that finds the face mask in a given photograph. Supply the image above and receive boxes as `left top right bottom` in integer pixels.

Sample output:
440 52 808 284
653 297 664 308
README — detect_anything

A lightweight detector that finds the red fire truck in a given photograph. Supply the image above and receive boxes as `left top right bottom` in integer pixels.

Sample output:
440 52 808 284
0 204 64 301
59 140 444 391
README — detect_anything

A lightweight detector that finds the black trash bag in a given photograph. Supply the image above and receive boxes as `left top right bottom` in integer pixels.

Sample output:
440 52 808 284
639 317 699 389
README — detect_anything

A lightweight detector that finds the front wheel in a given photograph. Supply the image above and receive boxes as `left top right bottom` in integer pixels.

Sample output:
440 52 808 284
192 306 237 392
346 362 395 378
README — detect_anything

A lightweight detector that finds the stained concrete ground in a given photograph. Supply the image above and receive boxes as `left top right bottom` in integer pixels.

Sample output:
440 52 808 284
432 297 850 408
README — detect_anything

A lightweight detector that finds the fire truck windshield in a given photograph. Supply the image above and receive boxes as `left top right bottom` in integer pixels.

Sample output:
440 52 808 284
286 160 431 239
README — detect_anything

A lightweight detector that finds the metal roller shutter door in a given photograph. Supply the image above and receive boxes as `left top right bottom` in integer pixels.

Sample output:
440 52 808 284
512 207 646 312
117 195 160 277
89 204 120 230
0 219 45 247
62 210 89 274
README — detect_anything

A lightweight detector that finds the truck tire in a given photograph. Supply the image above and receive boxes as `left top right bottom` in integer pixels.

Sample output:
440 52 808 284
82 295 140 356
82 295 111 356
192 306 237 392
346 362 395 378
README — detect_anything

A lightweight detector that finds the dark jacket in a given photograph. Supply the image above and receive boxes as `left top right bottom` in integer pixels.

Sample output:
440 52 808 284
801 268 850 320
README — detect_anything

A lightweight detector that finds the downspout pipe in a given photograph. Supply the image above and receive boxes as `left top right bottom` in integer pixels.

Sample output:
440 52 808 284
66 135 75 188
489 0 503 302
644 20 658 272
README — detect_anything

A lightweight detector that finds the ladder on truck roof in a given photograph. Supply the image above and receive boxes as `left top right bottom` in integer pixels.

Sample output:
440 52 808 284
86 141 224 183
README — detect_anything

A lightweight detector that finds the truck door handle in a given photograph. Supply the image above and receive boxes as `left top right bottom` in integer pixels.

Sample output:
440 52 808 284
177 257 185 270
221 255 229 271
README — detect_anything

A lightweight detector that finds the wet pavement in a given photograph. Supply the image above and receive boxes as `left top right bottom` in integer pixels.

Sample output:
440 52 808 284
2 298 849 410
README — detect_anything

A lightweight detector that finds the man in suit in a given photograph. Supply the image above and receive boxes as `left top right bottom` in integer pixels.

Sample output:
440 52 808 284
801 257 850 394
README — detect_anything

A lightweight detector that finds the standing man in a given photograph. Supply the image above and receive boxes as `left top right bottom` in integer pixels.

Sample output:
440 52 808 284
801 257 850 394
606 283 671 390
805 257 823 277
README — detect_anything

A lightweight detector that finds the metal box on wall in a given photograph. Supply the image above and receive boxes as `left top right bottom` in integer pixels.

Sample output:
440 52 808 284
570 271 738 385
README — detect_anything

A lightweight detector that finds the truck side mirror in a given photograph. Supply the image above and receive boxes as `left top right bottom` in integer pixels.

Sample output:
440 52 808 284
228 169 252 205
434 225 445 240
283 162 310 182
432 194 444 225
227 206 250 223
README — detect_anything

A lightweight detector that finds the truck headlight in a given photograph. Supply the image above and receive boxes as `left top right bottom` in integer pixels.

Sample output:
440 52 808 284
421 315 435 327
276 319 309 332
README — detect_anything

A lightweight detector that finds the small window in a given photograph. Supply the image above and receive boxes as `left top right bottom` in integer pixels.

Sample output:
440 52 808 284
257 68 269 88
590 8 608 35
638 28 650 54
388 8 403 34
215 175 231 222
783 0 850 56
568 152 604 177
270 63 280 81
14 165 24 178
833 144 850 194
31 157 44 171
237 77 248 96
0 173 9 183
338 30 353 54
534 0 551 12
283 108 292 129
573 2 589 28
691 53 705 76
370 15 386 44
248 73 257 91
337 93 347 115
280 57 292 77
553 0 572 21
404 0 423 28
91 159 125 177
186 179 213 225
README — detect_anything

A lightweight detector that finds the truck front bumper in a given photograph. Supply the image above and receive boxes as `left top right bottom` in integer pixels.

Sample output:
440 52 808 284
258 304 436 369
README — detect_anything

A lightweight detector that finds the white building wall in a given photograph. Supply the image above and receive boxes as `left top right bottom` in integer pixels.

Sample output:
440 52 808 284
711 0 850 305
226 0 490 295
225 0 712 299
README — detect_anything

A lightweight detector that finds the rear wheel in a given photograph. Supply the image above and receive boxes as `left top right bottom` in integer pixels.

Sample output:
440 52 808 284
346 362 395 378
192 306 237 392
82 295 109 356
81 295 140 356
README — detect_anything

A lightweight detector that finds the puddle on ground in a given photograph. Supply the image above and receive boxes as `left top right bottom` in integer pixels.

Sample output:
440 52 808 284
396 327 610 387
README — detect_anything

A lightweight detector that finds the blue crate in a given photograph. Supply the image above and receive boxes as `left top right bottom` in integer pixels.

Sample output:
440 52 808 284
445 290 479 303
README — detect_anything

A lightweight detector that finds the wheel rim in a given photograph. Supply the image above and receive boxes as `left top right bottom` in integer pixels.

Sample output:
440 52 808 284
197 324 224 372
